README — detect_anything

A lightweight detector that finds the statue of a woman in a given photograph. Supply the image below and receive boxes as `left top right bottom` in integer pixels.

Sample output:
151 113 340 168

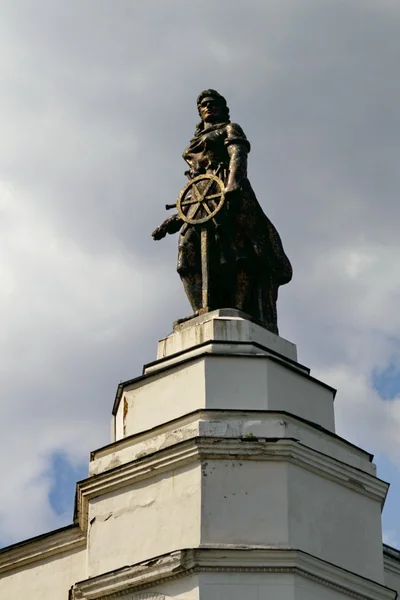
152 89 292 334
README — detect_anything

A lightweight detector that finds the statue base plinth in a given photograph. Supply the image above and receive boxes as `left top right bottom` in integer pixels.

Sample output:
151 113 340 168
151 308 298 375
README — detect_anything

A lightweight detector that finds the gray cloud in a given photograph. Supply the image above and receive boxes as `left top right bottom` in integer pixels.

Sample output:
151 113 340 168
0 0 400 544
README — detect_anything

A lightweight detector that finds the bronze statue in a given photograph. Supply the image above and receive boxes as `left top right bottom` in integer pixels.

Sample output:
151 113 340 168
152 90 292 334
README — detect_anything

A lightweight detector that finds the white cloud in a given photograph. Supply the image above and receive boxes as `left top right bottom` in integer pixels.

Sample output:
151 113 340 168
0 177 175 543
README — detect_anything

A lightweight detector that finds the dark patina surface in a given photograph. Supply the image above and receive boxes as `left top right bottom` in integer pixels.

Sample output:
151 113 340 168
152 90 292 334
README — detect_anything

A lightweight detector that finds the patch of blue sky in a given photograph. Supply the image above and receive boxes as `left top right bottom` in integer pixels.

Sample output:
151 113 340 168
48 452 87 519
372 364 400 401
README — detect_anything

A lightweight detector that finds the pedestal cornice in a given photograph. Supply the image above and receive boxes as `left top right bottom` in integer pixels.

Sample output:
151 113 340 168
91 409 374 477
71 546 397 600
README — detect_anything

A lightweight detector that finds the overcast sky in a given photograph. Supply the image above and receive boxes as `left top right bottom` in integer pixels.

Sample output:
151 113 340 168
0 0 400 548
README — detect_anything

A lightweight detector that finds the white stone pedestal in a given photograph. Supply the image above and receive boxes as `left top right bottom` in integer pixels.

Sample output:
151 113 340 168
1 310 398 600
77 311 390 596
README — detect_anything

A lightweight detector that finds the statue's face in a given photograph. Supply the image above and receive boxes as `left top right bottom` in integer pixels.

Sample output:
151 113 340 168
199 97 223 123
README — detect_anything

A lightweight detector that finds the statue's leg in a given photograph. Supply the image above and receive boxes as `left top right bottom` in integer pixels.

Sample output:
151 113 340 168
233 266 254 314
181 273 203 312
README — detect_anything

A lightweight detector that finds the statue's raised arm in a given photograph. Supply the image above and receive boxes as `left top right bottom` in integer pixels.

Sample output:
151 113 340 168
152 89 292 335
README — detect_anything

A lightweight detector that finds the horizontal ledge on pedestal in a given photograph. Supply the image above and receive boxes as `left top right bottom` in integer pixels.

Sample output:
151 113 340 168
76 437 388 532
144 338 309 375
91 409 374 478
70 546 397 600
93 409 373 462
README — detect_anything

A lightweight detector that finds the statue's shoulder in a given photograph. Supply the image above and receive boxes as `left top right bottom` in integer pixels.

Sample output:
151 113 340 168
226 122 246 136
225 122 251 151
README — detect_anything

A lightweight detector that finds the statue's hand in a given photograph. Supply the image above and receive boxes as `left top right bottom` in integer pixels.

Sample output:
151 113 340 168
152 223 167 241
224 184 240 207
152 215 182 240
224 183 240 196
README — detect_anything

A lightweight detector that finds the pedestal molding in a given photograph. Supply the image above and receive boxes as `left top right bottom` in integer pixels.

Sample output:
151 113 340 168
76 437 388 531
144 339 309 376
92 409 373 467
71 547 396 600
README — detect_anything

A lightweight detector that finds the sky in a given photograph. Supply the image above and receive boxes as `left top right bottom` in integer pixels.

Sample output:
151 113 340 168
0 0 399 548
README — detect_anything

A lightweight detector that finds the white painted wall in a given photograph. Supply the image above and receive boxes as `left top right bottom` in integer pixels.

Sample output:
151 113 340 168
287 463 385 583
199 571 392 600
201 460 290 546
204 356 335 431
87 463 201 577
0 547 85 600
200 572 296 600
199 458 384 583
117 359 206 438
198 572 368 600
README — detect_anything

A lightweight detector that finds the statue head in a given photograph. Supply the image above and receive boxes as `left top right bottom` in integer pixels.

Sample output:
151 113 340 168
194 90 230 135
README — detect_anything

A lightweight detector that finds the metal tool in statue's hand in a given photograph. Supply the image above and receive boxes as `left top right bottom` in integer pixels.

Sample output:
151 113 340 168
165 174 226 312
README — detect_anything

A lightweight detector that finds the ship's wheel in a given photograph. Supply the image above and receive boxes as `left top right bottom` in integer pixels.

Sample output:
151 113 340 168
176 174 225 225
